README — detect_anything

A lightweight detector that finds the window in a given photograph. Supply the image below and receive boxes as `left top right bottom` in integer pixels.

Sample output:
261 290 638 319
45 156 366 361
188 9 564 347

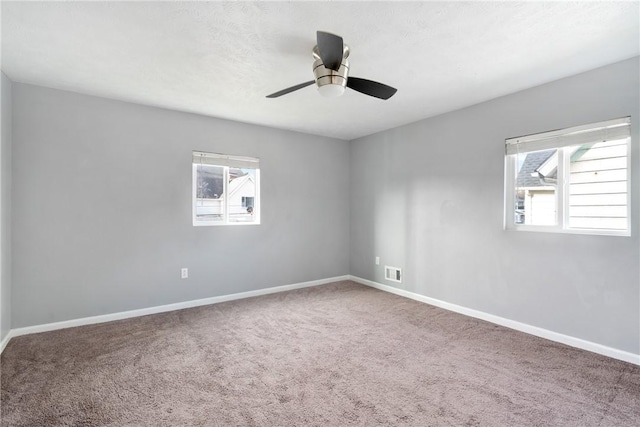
193 151 260 226
505 117 631 236
241 196 254 208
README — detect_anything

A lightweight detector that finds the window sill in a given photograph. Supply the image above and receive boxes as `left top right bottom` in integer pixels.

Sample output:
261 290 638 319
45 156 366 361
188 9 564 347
505 225 630 237
193 221 261 227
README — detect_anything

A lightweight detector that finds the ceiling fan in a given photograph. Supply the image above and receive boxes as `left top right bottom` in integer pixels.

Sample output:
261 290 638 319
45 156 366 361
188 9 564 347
266 31 397 100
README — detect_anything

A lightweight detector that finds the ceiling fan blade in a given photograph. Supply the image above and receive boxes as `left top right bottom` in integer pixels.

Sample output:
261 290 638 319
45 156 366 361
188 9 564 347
347 77 397 100
266 81 315 98
316 31 344 71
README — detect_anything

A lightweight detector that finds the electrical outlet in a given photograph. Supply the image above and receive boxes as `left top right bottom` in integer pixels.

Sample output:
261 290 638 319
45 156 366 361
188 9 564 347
375 256 380 265
181 268 188 279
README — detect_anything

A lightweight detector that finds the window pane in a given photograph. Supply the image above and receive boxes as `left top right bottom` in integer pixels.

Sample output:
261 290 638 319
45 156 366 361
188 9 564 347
568 139 628 230
514 149 558 226
228 168 257 223
195 164 225 223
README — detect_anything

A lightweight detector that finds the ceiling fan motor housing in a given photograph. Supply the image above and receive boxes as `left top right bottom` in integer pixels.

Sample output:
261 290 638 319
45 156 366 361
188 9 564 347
312 44 350 95
313 58 349 88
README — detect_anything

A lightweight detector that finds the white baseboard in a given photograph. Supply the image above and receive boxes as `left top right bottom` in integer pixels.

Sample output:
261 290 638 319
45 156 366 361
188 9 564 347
0 329 15 353
349 275 640 366
5 274 638 366
1 275 350 351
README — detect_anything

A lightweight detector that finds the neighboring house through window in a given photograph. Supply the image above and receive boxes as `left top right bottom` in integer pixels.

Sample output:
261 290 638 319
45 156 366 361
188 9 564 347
193 151 260 226
505 117 631 236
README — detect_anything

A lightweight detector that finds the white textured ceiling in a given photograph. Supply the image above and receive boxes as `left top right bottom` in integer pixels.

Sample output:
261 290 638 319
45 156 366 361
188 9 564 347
2 1 639 140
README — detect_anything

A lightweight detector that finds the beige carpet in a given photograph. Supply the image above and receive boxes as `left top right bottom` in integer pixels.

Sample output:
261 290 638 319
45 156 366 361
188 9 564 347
1 281 639 426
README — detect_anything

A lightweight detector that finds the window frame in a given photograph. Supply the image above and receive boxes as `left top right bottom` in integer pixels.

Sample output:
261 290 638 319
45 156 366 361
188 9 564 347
504 118 631 237
192 152 261 227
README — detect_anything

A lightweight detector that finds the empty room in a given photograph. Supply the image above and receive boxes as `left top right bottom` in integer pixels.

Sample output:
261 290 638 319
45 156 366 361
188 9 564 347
0 1 639 426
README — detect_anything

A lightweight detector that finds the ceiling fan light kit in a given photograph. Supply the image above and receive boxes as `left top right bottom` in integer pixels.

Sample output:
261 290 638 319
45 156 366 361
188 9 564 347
267 31 397 100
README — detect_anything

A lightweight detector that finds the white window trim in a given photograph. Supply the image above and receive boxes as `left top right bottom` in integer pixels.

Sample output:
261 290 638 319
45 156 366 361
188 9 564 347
504 118 631 237
192 155 261 227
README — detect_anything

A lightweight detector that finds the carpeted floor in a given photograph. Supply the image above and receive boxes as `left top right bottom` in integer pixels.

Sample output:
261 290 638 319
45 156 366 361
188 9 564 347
1 281 639 426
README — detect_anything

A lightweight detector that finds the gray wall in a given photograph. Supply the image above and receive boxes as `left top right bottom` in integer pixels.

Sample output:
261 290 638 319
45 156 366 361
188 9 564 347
11 84 350 328
1 72 12 341
350 57 640 355
7 58 639 357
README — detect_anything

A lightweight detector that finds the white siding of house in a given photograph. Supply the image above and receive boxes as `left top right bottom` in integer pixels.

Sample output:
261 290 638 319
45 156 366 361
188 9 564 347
568 139 628 230
524 188 556 225
228 175 257 222
228 175 256 215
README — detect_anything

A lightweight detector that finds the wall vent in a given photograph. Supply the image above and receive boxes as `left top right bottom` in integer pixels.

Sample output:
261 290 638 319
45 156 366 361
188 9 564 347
384 266 402 283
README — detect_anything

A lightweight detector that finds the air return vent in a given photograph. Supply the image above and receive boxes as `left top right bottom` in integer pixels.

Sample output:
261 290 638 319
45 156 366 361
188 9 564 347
384 266 402 283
